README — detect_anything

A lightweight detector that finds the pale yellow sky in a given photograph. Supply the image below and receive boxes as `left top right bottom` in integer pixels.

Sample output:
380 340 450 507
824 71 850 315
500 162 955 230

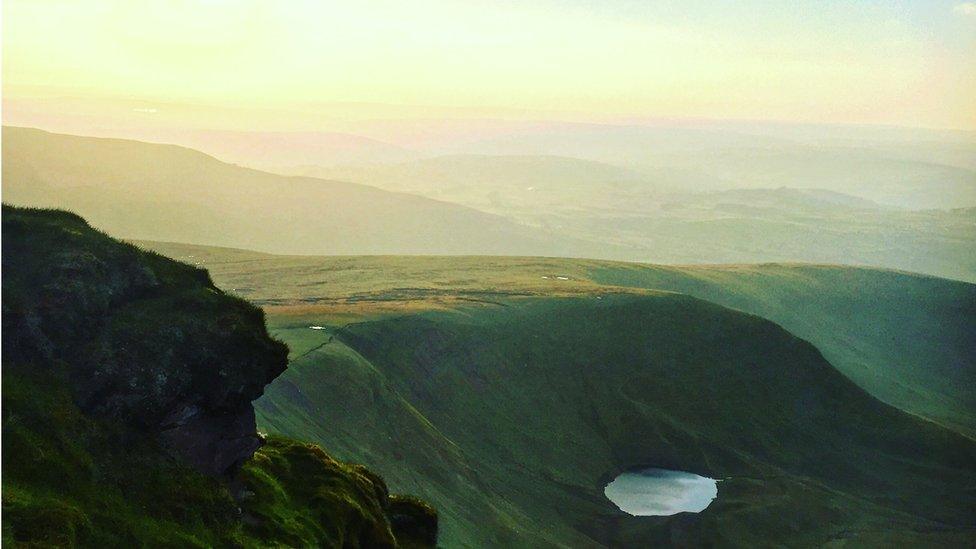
3 0 976 129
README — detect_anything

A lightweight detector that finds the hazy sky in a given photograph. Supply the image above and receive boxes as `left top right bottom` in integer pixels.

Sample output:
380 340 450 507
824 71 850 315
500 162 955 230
4 0 975 129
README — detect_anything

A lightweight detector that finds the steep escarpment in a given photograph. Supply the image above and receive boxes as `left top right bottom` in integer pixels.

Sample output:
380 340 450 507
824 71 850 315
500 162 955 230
131 244 976 437
589 262 976 435
1 206 436 547
262 295 976 547
3 205 288 478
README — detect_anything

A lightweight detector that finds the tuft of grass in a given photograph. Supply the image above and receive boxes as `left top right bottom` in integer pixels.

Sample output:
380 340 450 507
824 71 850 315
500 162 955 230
239 437 398 548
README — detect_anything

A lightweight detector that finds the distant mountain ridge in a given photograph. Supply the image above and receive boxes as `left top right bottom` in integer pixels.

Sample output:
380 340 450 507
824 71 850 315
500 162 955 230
284 153 976 281
5 126 973 282
1 126 614 258
118 128 419 168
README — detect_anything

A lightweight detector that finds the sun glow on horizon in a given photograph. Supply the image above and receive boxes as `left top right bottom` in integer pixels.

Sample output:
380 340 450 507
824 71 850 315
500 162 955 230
3 0 975 130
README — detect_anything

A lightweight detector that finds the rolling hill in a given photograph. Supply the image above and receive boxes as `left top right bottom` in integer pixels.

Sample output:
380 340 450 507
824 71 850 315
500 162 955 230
288 154 673 196
0 127 613 258
309 295 975 546
434 123 976 209
136 244 976 437
282 154 976 282
5 126 974 281
111 128 419 168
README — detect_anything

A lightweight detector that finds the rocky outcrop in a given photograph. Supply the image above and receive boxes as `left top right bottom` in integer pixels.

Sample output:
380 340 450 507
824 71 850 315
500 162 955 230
159 405 265 478
3 205 437 547
2 206 288 477
388 494 440 547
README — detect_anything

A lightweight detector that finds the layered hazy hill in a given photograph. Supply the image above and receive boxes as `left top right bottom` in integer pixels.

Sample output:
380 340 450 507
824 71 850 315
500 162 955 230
5 125 974 280
425 122 976 209
134 241 976 547
0 127 611 258
293 154 976 281
94 128 419 168
287 154 697 215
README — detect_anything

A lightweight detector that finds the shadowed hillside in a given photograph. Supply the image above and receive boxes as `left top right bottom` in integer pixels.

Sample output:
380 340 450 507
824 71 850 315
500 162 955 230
132 242 976 546
135 243 976 437
590 263 976 436
259 295 976 546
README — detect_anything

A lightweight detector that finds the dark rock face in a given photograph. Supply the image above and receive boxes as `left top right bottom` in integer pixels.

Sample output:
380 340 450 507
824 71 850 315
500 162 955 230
388 495 440 546
2 206 288 477
72 283 288 477
160 405 263 477
2 206 438 548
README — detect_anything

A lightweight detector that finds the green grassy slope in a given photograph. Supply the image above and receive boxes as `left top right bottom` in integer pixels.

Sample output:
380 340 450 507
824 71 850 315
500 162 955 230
2 207 436 547
3 365 434 548
260 295 976 546
590 263 976 436
138 243 976 436
253 329 579 547
129 243 976 544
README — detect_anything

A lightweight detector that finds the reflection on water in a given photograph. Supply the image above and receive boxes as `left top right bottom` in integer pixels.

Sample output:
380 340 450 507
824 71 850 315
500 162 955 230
604 468 718 516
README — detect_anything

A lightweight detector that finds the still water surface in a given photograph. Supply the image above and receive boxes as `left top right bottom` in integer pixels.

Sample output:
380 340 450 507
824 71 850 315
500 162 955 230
604 468 718 516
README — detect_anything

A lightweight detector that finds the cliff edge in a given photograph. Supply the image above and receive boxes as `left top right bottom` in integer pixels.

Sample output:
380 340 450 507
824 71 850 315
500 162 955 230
1 205 436 547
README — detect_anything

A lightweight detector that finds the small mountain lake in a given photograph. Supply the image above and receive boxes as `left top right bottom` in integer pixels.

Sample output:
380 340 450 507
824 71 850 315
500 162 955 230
604 468 718 516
